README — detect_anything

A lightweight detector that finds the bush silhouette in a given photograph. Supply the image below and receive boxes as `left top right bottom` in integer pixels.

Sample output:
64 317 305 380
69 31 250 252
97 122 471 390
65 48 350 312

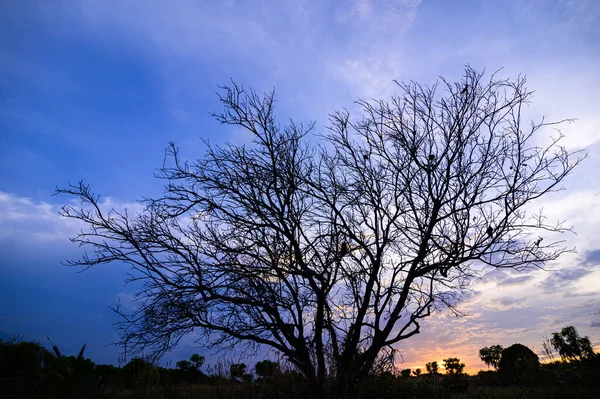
122 357 159 390
255 360 281 378
426 361 439 374
498 343 540 384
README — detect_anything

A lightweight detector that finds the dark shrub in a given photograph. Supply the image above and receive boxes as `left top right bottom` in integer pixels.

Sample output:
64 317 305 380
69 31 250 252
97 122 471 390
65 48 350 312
498 343 540 385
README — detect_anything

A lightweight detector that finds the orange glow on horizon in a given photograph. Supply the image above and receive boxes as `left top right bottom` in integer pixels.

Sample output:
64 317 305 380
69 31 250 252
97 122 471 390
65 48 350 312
396 355 490 376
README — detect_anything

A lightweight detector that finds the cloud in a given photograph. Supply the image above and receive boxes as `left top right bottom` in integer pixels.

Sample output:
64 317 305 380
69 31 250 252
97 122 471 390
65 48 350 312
537 249 600 294
39 0 424 125
481 269 536 287
481 297 529 312
582 249 600 266
538 267 595 294
0 191 143 243
497 275 536 287
0 192 79 242
591 321 600 328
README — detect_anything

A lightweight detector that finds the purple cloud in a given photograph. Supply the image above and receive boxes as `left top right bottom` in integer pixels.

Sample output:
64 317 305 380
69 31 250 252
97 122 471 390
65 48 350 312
539 267 595 293
497 275 535 287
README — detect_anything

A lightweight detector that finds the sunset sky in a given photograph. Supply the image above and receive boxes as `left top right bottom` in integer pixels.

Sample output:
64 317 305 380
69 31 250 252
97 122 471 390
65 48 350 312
1 0 599 374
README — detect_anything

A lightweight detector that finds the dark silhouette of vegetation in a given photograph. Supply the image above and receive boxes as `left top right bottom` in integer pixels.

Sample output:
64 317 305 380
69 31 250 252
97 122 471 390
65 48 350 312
122 357 160 390
229 362 248 381
1 331 600 398
56 66 585 395
426 361 439 375
541 335 556 362
255 359 281 378
550 326 596 362
498 343 540 385
479 344 503 370
443 357 465 375
0 337 98 398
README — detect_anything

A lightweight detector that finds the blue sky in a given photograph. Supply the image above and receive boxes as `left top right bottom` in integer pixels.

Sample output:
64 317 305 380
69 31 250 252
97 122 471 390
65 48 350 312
1 0 599 372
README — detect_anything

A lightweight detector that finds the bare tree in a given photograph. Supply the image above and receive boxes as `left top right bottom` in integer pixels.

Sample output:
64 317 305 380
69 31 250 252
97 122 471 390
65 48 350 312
57 66 585 395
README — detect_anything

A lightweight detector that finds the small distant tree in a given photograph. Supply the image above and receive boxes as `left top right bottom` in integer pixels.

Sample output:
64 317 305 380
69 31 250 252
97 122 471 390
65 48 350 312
400 368 412 378
176 354 205 373
412 368 421 377
230 363 247 381
255 360 281 378
426 361 439 375
443 358 465 375
479 345 503 370
190 354 205 370
550 326 596 362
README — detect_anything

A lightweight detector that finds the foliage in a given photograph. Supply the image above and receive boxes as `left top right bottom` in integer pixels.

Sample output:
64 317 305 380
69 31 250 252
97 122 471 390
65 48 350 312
443 357 466 375
3 334 600 398
175 353 205 376
230 363 247 381
122 357 160 390
255 359 281 378
479 345 503 370
400 368 412 378
426 361 439 375
498 343 539 385
190 353 205 370
175 359 192 371
413 368 421 377
0 337 98 399
550 326 596 362
57 66 585 392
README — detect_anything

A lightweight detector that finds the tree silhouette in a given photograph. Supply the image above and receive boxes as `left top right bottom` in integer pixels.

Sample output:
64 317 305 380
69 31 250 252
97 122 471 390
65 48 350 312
190 354 205 370
443 358 465 375
479 345 503 370
400 368 411 378
176 360 192 371
498 343 539 384
57 66 584 393
426 361 439 375
255 360 281 378
230 363 247 381
550 326 596 362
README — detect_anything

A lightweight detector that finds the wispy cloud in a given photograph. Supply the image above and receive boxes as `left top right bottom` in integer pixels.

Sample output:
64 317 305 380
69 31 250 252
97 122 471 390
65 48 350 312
0 191 143 243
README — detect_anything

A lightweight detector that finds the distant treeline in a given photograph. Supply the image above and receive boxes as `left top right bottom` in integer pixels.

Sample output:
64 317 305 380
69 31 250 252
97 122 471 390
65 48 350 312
1 326 599 399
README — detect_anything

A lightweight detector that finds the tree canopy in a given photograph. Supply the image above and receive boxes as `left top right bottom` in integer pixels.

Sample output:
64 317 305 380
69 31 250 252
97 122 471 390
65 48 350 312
550 326 596 362
58 66 584 392
479 345 503 370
